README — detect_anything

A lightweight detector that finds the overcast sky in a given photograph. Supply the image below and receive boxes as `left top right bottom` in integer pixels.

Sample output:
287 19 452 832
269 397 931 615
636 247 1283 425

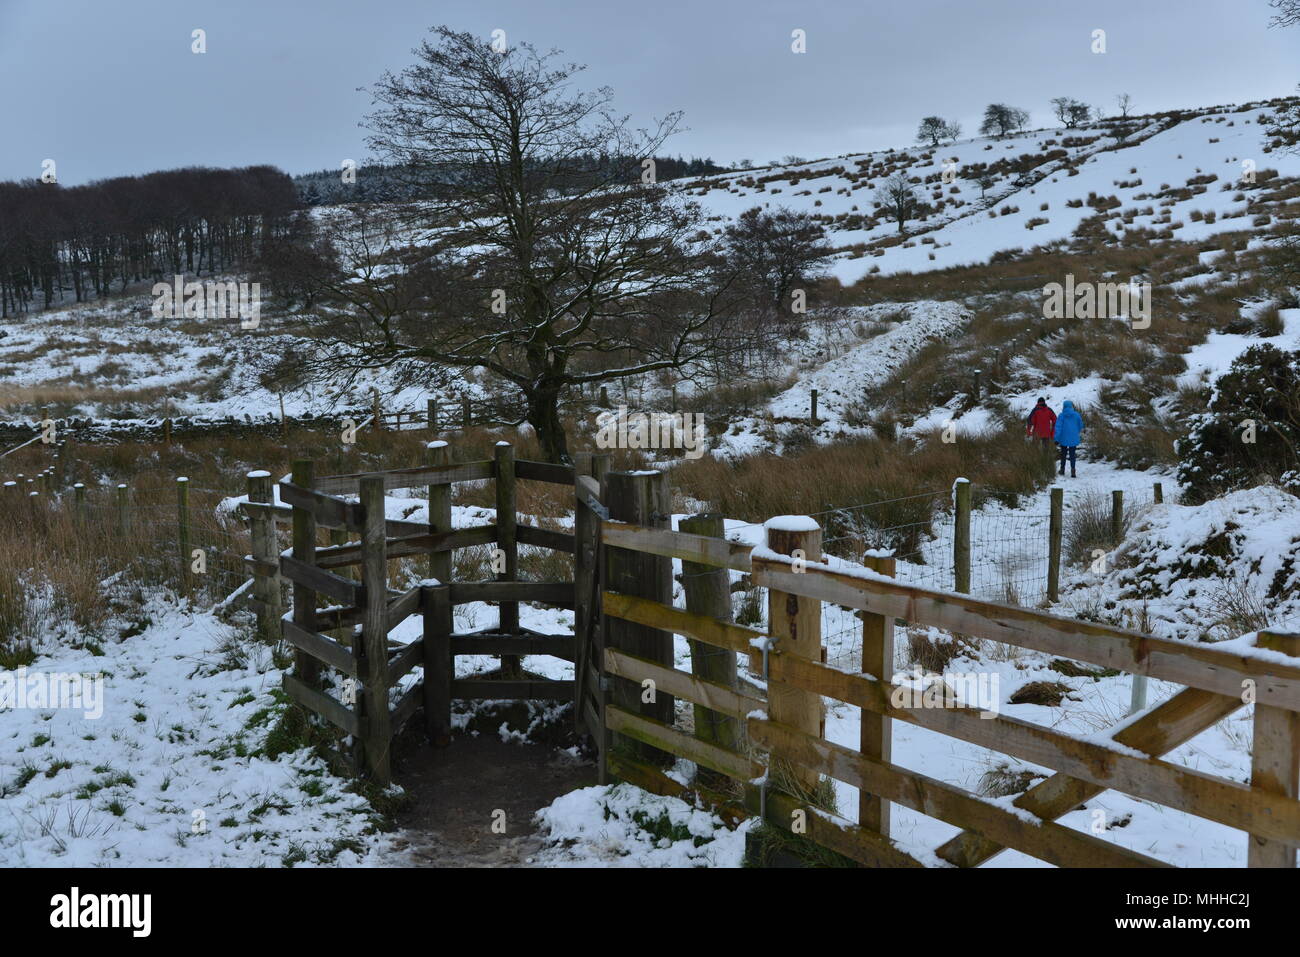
3 0 1299 185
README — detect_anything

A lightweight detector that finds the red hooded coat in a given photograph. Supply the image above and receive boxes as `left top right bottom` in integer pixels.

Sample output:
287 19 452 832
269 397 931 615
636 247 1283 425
1027 403 1056 439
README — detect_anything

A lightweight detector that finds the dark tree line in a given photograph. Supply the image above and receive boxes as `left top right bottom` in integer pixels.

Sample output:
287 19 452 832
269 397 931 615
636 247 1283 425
0 166 298 317
292 154 726 206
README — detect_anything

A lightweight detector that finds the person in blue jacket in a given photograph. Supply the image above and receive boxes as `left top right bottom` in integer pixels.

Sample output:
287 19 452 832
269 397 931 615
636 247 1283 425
1053 400 1084 477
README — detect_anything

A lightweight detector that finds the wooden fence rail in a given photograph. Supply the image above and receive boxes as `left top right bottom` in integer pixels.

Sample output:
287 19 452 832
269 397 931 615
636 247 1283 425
592 513 1300 869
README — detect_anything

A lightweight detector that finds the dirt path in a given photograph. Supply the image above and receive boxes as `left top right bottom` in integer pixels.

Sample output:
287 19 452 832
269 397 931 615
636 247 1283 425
386 732 596 867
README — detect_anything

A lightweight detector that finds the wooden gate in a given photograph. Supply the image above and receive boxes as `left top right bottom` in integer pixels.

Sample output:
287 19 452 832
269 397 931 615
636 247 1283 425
589 504 1300 869
270 442 593 785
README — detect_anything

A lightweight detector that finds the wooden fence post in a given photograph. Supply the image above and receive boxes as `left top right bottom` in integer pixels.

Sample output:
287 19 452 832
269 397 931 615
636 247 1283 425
1153 481 1163 505
573 453 600 749
810 389 818 426
163 417 172 445
359 474 393 785
972 368 982 402
954 478 971 594
1047 485 1063 603
599 385 609 409
422 583 453 747
371 389 383 431
765 515 824 794
427 398 438 433
860 550 895 836
177 476 191 591
247 470 281 642
604 469 675 765
427 441 452 584
73 483 86 524
461 398 472 430
1249 630 1300 867
679 513 741 785
1111 490 1124 545
116 482 129 534
290 458 321 690
494 443 520 677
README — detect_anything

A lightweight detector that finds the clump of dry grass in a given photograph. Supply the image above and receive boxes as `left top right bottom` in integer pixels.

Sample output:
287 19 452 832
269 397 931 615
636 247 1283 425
670 427 1052 530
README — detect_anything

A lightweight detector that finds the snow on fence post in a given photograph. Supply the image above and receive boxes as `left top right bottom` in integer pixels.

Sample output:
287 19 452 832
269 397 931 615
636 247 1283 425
861 549 896 836
1047 485 1063 603
1248 630 1300 867
247 469 281 642
679 512 741 785
953 478 972 594
359 473 393 785
765 514 824 794
1111 490 1124 546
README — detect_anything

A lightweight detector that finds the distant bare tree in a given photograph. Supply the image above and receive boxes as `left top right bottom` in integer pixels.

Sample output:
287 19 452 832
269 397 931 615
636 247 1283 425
1116 92 1133 118
979 103 1027 138
723 206 832 315
877 172 920 235
916 116 961 148
1051 97 1092 129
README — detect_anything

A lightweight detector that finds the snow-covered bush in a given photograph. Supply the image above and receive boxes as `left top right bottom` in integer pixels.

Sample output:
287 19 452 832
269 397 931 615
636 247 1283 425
1176 344 1300 503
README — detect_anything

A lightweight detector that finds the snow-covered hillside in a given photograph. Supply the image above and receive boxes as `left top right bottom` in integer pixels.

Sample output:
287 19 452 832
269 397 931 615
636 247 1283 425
683 99 1300 282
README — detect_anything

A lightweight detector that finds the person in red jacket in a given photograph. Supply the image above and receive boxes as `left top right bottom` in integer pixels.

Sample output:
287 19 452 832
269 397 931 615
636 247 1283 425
1026 397 1056 449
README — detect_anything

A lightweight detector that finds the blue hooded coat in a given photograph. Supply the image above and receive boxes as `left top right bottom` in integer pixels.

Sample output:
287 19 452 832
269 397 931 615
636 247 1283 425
1054 401 1083 447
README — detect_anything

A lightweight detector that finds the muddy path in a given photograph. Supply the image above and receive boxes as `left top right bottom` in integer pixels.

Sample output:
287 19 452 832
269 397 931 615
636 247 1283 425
387 730 596 867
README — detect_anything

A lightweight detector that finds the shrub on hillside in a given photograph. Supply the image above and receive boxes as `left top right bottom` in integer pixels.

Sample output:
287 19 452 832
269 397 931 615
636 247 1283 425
1176 344 1300 503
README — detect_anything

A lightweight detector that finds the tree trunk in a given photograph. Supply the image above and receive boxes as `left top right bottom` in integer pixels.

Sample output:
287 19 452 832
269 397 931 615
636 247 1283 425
526 386 570 464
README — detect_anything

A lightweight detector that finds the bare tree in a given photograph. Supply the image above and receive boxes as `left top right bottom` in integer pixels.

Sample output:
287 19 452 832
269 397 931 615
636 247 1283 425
1270 0 1300 27
1116 92 1133 118
979 104 1027 138
916 116 961 148
723 206 832 315
264 26 740 462
1051 97 1092 129
877 172 919 235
